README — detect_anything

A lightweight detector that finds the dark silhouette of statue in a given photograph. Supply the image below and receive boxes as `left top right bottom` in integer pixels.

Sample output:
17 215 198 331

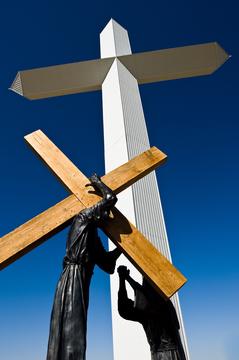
46 174 121 360
117 266 186 360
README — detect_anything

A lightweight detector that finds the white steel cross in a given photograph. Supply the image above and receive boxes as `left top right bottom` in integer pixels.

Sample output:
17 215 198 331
10 19 229 360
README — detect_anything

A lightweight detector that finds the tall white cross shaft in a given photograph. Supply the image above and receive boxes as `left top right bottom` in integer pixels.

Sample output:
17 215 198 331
100 20 190 360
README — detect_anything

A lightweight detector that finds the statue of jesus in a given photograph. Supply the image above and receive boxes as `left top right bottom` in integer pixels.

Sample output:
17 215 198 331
47 174 121 360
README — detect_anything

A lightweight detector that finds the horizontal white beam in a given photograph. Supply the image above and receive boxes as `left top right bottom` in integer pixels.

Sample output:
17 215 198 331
10 57 114 99
10 42 229 100
120 42 229 84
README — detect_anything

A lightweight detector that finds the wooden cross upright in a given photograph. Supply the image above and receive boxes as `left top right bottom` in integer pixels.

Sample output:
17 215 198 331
0 130 186 298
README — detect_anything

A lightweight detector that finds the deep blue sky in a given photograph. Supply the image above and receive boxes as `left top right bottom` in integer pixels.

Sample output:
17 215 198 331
0 1 238 359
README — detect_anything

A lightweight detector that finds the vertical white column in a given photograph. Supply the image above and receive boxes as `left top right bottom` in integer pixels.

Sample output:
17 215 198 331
100 19 189 360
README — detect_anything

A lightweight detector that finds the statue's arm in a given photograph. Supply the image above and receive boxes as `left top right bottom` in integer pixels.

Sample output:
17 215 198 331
95 238 121 274
70 174 117 226
117 267 142 322
88 173 117 213
118 266 141 291
66 175 118 251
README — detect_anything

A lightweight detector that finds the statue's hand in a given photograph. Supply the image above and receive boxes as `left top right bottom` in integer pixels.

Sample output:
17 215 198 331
86 173 102 190
89 173 101 185
86 172 117 205
117 265 130 279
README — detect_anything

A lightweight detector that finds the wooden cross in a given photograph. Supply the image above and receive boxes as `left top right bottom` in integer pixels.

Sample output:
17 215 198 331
0 130 186 298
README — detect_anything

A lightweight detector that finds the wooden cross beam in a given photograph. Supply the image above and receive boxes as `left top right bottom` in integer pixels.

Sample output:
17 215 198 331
0 130 186 298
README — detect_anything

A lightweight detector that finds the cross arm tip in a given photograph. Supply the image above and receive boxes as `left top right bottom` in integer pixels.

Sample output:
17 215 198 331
24 129 43 139
150 146 167 163
9 72 24 96
214 42 231 65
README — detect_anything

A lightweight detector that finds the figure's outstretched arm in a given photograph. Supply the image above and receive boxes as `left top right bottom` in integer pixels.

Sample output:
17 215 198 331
88 173 117 210
117 266 140 322
118 267 152 316
95 238 121 274
74 173 118 224
118 266 141 292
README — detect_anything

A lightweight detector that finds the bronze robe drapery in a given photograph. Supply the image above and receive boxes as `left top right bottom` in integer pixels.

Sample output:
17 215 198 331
47 202 117 360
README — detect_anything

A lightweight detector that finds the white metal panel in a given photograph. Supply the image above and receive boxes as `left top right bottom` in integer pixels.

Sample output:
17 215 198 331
102 58 150 360
100 19 131 58
100 19 190 360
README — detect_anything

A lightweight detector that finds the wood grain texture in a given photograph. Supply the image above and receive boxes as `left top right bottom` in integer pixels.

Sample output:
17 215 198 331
0 195 83 270
1 134 167 271
24 130 167 203
0 131 186 297
101 208 186 298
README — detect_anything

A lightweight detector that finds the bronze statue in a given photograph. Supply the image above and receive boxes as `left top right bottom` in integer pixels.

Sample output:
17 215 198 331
117 266 186 360
46 174 121 360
